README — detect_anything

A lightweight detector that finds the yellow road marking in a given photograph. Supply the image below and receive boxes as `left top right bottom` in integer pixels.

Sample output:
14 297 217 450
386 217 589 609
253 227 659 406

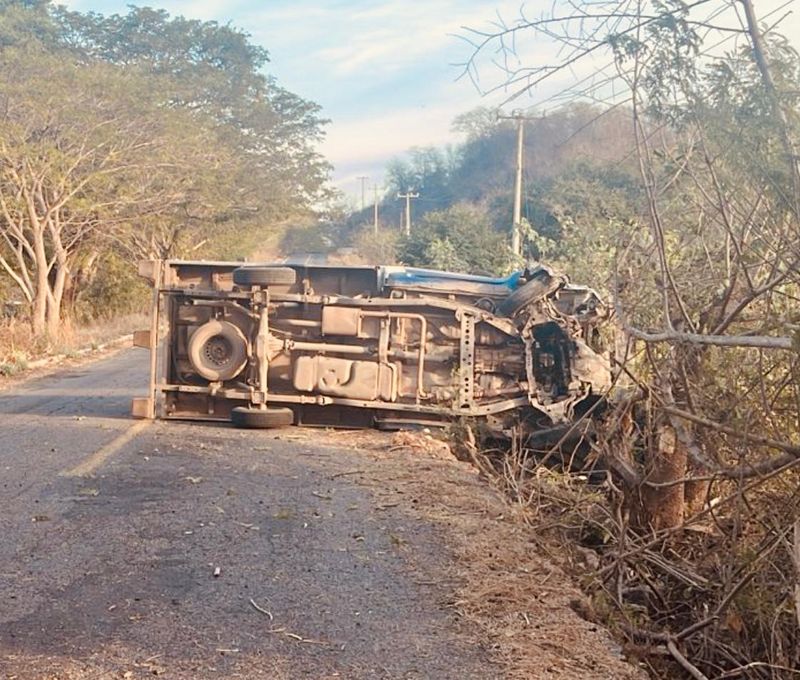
61 420 151 478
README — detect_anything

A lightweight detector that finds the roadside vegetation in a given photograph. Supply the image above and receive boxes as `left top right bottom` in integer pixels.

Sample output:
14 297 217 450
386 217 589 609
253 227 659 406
0 0 330 362
313 102 638 276
435 2 799 678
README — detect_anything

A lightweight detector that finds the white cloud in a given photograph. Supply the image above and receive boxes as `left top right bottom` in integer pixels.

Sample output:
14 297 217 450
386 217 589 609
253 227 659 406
321 107 455 162
64 0 232 21
244 1 504 79
155 0 232 20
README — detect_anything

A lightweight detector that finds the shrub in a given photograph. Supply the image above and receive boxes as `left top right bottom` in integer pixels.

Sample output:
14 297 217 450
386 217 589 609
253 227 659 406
73 252 149 324
397 204 514 275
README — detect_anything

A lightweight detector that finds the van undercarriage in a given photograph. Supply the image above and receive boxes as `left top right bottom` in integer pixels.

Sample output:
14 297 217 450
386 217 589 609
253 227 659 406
132 260 610 436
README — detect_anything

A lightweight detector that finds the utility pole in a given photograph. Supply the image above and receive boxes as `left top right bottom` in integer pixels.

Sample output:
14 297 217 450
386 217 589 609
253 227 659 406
497 110 537 257
396 190 419 235
357 176 369 211
372 184 381 234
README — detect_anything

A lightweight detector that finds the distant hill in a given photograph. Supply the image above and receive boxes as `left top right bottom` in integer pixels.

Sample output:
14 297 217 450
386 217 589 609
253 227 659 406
329 103 638 243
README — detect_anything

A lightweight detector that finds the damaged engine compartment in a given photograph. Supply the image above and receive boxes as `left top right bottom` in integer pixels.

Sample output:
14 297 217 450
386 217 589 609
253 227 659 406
132 260 611 435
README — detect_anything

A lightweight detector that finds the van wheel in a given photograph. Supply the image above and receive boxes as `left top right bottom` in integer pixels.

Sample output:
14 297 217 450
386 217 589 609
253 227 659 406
230 406 294 429
497 271 561 317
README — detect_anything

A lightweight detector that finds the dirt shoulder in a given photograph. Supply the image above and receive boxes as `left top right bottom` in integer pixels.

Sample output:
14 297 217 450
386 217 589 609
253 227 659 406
0 334 134 393
306 429 646 680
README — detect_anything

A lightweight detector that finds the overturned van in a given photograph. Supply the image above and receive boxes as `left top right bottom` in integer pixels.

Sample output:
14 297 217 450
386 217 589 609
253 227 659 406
132 261 610 435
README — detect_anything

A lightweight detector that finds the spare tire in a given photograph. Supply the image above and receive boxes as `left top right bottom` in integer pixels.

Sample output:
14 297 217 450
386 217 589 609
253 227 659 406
233 266 297 287
231 406 294 429
187 319 248 381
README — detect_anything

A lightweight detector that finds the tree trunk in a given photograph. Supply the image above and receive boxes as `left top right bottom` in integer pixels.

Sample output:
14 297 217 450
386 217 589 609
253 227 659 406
47 261 69 339
638 424 687 531
792 520 800 629
63 251 99 318
46 297 61 340
684 463 710 515
31 288 47 337
631 345 696 531
31 226 50 338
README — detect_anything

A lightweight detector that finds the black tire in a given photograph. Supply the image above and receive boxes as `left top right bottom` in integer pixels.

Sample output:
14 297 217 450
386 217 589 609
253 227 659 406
233 266 296 287
230 406 294 429
497 270 563 317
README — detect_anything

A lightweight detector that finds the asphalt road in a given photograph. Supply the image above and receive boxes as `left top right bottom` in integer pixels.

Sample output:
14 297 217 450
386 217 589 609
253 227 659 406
0 349 496 679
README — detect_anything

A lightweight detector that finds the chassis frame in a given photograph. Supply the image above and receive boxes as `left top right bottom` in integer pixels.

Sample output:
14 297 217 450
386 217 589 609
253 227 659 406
132 259 610 434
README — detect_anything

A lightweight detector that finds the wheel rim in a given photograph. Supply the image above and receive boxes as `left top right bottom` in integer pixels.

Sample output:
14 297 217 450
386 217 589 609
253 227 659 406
203 335 234 369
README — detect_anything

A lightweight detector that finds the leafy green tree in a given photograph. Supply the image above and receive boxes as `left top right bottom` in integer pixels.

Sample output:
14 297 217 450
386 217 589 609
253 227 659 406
537 163 642 289
0 1 332 337
72 251 148 324
451 106 501 140
386 146 458 215
352 225 399 265
52 5 331 217
370 102 637 248
397 205 513 275
0 0 55 48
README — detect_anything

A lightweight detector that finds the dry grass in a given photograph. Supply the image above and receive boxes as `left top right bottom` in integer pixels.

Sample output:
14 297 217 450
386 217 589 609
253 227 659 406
463 419 800 678
0 312 147 378
0 319 47 374
67 312 148 351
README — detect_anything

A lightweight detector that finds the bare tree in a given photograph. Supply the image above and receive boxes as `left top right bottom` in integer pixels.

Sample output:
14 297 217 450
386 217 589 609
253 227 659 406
462 1 800 674
0 51 246 337
462 0 800 512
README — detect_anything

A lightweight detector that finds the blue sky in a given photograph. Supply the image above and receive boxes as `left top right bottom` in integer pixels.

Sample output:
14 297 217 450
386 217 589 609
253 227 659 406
62 0 799 204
